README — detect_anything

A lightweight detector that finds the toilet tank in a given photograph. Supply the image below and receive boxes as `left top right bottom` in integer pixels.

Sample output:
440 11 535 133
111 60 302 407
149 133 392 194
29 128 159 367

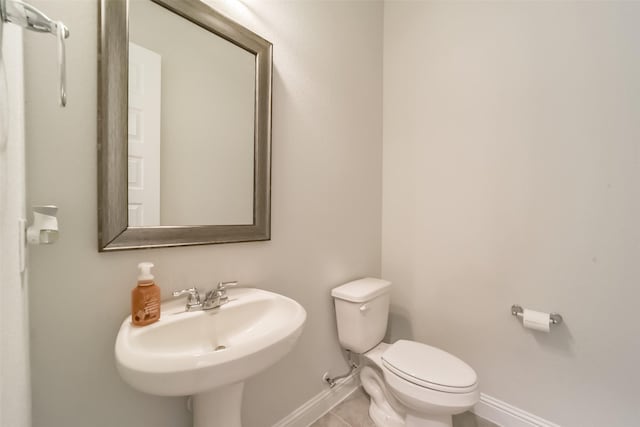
331 278 391 354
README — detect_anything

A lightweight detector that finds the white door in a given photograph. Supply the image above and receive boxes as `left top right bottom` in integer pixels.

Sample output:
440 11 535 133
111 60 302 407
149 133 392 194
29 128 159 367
128 42 161 226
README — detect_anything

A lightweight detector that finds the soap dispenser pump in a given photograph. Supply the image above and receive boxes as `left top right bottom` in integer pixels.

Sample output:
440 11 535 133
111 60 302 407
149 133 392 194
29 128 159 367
131 262 160 326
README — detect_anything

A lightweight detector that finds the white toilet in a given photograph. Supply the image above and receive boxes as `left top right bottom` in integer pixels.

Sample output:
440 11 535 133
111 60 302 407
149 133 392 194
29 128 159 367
331 278 479 427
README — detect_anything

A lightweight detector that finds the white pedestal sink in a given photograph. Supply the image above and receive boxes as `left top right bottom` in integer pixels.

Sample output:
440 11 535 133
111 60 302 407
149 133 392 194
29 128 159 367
115 288 306 427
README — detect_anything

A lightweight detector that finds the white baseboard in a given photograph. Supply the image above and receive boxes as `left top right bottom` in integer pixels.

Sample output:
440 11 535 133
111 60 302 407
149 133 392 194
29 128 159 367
272 370 361 427
272 378 559 427
473 393 561 427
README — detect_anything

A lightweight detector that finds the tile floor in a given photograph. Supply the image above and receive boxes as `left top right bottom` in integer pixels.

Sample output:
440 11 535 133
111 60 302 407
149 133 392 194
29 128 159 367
310 388 498 427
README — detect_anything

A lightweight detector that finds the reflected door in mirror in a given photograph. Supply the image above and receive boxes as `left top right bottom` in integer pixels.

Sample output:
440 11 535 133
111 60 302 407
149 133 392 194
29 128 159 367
128 42 161 226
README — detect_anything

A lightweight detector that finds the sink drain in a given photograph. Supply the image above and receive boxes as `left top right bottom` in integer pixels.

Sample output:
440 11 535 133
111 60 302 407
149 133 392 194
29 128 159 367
214 345 226 351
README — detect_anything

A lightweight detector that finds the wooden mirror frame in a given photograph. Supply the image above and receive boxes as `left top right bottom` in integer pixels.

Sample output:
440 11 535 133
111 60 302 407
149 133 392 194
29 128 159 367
98 0 272 251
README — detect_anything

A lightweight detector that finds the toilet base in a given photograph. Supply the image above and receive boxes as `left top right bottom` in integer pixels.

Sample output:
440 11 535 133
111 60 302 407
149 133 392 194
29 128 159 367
405 413 452 427
362 366 404 427
367 400 453 427
362 365 453 427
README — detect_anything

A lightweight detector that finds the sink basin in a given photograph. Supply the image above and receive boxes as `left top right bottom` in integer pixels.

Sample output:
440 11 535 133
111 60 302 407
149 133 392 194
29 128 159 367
115 287 306 426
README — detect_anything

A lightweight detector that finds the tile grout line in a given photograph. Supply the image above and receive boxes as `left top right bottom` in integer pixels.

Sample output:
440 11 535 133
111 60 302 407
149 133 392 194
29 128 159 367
328 410 354 427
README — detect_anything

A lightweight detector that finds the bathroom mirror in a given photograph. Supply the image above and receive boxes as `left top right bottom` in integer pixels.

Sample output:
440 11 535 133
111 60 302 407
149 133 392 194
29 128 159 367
98 0 272 251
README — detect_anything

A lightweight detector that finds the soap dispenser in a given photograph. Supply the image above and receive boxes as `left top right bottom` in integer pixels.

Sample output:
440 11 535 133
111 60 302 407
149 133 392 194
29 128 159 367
131 262 160 326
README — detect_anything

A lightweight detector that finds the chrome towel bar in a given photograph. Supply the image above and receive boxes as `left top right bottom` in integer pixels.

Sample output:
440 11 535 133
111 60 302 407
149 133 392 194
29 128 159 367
1 0 70 106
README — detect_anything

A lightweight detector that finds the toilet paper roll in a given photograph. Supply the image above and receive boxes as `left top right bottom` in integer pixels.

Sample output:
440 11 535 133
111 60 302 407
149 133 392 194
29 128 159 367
522 309 550 333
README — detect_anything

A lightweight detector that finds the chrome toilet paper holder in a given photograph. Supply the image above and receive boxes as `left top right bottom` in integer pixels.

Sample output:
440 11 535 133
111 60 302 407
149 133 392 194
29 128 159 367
511 305 563 326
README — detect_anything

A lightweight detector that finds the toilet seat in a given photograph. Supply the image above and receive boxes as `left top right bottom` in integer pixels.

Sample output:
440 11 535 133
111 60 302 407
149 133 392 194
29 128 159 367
382 363 480 415
381 340 477 394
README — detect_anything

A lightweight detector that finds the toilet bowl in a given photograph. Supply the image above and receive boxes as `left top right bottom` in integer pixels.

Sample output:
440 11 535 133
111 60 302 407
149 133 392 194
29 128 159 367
331 278 479 427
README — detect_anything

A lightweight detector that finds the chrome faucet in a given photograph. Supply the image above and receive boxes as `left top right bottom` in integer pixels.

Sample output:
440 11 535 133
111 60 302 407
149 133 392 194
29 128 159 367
172 287 202 311
203 281 238 310
173 281 238 312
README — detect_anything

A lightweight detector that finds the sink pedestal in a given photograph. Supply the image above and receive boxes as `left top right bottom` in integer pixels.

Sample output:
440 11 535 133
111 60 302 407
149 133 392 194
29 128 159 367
193 382 244 427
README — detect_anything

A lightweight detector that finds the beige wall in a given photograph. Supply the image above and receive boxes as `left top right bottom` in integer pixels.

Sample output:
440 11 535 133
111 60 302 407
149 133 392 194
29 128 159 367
382 2 640 426
24 1 382 426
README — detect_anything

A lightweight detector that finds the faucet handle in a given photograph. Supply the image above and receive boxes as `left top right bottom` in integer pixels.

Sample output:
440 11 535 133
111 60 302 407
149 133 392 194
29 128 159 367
172 287 200 304
217 281 238 291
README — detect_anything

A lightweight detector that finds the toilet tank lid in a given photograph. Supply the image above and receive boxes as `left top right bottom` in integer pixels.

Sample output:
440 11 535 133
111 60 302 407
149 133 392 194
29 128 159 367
331 278 391 302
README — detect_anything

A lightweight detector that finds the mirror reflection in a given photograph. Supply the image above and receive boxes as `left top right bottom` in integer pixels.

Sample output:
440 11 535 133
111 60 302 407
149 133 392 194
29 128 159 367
128 0 255 226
